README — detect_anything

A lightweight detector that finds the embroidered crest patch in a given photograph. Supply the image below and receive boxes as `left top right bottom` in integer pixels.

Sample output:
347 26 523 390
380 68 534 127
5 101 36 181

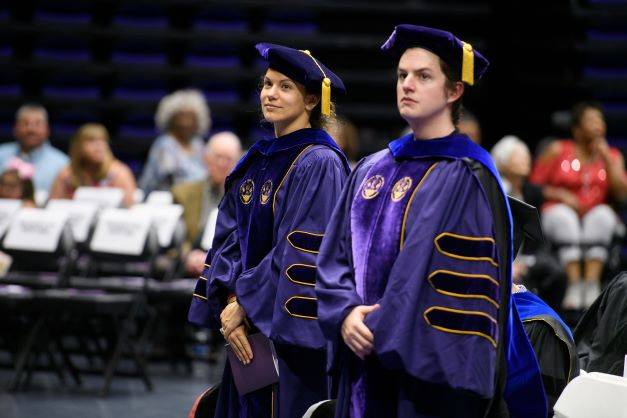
239 179 254 205
260 179 273 205
391 176 412 202
361 175 385 199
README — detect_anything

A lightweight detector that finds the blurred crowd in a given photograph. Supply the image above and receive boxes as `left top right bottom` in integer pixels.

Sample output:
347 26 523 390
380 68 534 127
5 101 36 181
0 94 625 314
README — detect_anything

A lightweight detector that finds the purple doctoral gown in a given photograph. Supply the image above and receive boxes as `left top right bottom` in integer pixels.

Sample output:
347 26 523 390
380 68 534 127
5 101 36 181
188 128 349 418
316 132 547 418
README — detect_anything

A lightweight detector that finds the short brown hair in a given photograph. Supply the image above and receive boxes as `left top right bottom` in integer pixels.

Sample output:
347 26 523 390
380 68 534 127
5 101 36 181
439 59 463 125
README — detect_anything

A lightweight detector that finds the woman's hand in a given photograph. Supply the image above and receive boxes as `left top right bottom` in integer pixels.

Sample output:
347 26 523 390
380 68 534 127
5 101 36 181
220 301 247 337
227 325 253 364
556 188 580 212
341 304 380 359
593 136 611 161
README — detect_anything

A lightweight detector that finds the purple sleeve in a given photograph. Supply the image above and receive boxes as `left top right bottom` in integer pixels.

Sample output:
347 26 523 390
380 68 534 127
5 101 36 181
236 148 347 348
315 164 366 340
188 186 242 329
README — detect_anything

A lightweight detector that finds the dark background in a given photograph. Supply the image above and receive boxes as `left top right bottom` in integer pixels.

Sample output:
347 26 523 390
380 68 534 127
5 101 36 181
1 0 626 173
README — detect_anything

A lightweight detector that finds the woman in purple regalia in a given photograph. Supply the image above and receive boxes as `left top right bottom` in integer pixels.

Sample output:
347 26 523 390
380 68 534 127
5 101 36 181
315 25 547 418
188 43 350 417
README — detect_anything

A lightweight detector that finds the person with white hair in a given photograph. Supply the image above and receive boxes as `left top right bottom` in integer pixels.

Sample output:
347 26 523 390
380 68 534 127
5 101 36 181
0 104 69 192
491 135 548 285
139 89 211 194
172 131 243 276
491 135 533 199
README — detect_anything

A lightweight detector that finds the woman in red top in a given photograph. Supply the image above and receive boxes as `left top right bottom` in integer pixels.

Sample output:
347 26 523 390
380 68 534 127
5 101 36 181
530 102 627 309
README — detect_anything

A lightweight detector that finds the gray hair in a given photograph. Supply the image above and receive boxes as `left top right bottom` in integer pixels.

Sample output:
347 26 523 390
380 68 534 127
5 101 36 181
490 135 529 169
15 104 48 123
155 89 211 136
206 131 242 156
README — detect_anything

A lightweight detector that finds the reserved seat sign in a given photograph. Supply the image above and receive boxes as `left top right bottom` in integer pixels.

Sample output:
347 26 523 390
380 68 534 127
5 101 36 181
4 208 69 252
47 199 99 243
90 208 152 256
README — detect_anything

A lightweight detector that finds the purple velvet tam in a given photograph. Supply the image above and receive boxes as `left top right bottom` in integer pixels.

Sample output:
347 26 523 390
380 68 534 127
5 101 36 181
255 42 346 94
381 24 489 84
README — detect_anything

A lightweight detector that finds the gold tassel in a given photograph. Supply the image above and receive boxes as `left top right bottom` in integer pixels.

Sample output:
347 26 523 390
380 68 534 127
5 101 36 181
462 42 474 86
300 49 332 115
321 77 331 116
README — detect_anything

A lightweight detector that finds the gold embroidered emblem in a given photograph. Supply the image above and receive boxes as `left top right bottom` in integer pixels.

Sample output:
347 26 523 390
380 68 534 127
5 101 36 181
391 176 413 202
361 175 385 199
239 179 254 205
260 180 273 205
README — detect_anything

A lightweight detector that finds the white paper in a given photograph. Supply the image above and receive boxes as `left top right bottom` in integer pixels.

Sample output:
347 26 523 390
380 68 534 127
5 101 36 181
0 199 22 239
74 186 124 208
145 191 174 205
90 208 152 256
47 199 99 243
131 204 183 248
4 208 69 252
200 208 219 251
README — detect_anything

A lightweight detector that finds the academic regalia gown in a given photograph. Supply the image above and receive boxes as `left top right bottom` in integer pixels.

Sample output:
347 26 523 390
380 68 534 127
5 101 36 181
189 128 349 418
574 271 627 376
514 289 578 416
316 132 547 418
507 197 578 416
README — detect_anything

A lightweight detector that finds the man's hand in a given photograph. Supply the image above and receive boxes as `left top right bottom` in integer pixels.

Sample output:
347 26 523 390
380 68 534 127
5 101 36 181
341 304 380 359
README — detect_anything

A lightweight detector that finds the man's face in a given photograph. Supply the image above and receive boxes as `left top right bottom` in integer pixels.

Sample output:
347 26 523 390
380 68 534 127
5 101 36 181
397 48 452 124
206 136 241 187
14 111 49 151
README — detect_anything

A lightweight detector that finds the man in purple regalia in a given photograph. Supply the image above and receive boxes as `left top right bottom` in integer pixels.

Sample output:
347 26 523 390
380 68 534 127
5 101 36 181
315 24 547 418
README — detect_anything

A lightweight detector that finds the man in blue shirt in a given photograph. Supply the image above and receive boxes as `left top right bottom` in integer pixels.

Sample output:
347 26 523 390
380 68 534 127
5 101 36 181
0 104 69 193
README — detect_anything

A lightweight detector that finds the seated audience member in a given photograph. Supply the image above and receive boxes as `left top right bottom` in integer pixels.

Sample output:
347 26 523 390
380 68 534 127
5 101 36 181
0 157 37 207
492 135 566 310
325 116 360 167
574 271 627 376
49 123 137 207
173 131 242 276
491 135 543 206
139 89 211 194
529 102 627 309
457 109 482 145
0 104 68 192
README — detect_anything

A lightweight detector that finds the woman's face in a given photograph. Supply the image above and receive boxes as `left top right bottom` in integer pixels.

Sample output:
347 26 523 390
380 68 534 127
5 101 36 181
396 48 459 125
0 171 23 199
81 131 109 165
259 68 316 126
170 110 199 141
575 108 606 142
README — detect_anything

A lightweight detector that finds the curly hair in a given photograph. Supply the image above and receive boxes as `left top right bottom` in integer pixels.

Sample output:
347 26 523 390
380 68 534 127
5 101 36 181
155 89 212 136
